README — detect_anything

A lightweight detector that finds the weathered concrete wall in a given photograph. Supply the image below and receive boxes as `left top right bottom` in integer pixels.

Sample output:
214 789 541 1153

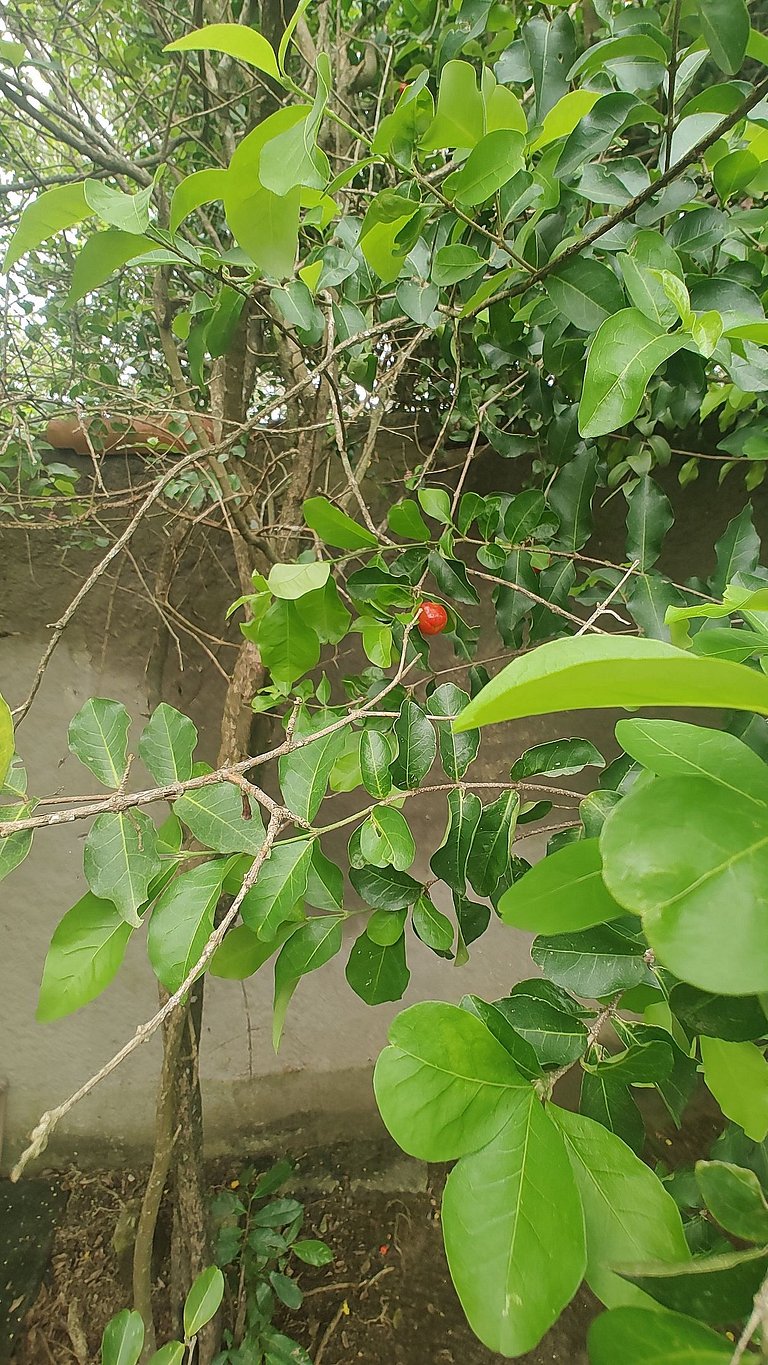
1 439 765 1166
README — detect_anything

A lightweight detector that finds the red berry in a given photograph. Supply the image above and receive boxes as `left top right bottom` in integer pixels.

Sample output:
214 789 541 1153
417 601 448 637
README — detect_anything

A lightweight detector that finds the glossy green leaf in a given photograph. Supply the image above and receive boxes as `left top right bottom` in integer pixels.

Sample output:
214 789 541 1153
279 727 344 823
493 993 588 1067
600 774 768 994
345 929 409 1004
498 838 623 935
625 476 674 570
305 842 343 913
510 736 604 780
37 893 133 1021
225 183 301 277
523 13 576 120
387 498 432 540
556 92 637 180
374 1001 527 1161
701 1037 768 1142
183 1265 225 1337
256 599 320 687
466 790 520 897
455 635 768 731
166 23 279 78
349 862 421 911
101 1308 144 1365
68 697 130 788
175 782 266 855
711 504 760 595
551 1105 689 1307
268 561 330 600
545 257 625 333
699 0 750 74
367 907 407 946
412 895 454 953
4 182 89 271
241 839 313 940
147 860 229 991
146 1345 184 1365
260 56 330 195
579 310 685 439
443 1094 586 1355
587 1307 732 1363
430 789 482 893
580 1067 644 1154
427 683 479 780
428 550 480 604
549 450 598 552
618 253 677 328
138 704 197 784
302 496 377 550
669 983 768 1041
616 1245 768 1323
360 806 415 870
84 810 161 927
529 89 601 150
390 699 436 789
360 729 394 799
532 922 652 997
460 994 542 1079
273 915 343 1048
209 922 292 979
696 1159 768 1242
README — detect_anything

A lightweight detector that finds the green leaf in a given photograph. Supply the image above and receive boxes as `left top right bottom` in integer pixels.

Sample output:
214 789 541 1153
444 130 525 205
146 1345 184 1365
260 56 330 195
183 1265 225 1338
175 782 266 854
390 700 437 788
349 862 421 910
710 504 760 595
549 450 598 552
360 730 394 799
427 683 479 780
412 895 454 953
618 253 677 328
616 1245 768 1323
529 89 601 150
431 245 485 286
209 922 293 979
37 893 133 1022
701 1037 768 1142
147 861 229 992
0 693 13 789
545 257 625 333
367 907 407 946
587 1307 732 1363
428 550 480 604
421 60 485 150
345 929 410 1004
360 807 415 871
443 1094 586 1355
273 915 343 1048
66 229 158 305
498 838 623 935
387 498 432 540
510 736 604 780
460 995 542 1079
699 0 750 74
241 839 313 940
302 496 377 550
279 727 344 823
226 183 301 278
551 1105 689 1307
138 703 197 784
418 487 452 524
83 181 153 234
170 168 229 234
430 789 482 893
68 697 130 788
556 92 638 180
493 994 588 1067
579 310 685 439
532 922 652 997
669 983 768 1041
696 1160 768 1243
3 182 89 272
293 1239 333 1266
580 1067 644 1154
84 810 161 927
306 842 344 913
257 599 320 687
296 579 350 645
165 23 280 78
625 476 674 570
101 1308 144 1365
614 718 768 802
374 1001 527 1161
523 13 576 121
467 791 520 897
600 774 768 994
268 561 330 600
454 635 768 731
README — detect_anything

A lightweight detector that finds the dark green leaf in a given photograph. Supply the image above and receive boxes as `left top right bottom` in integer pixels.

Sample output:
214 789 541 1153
412 895 454 954
467 790 520 897
345 929 409 1004
532 922 652 997
625 476 674 570
587 1306 732 1363
696 1160 768 1243
390 699 437 788
510 736 604 779
430 789 482 892
616 1245 768 1323
428 551 480 605
549 450 598 551
493 993 588 1067
699 0 750 74
545 257 625 333
349 862 421 910
427 683 479 780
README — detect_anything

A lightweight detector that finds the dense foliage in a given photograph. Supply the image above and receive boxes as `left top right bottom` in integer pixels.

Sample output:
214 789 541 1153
5 0 768 1359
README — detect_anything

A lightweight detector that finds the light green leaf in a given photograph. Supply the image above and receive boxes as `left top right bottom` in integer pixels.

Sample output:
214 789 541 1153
579 310 685 439
138 703 197 784
618 253 677 328
68 698 130 788
345 929 410 1004
454 635 768 731
302 496 377 549
37 893 133 1021
600 774 768 994
360 807 415 871
3 182 89 272
412 895 454 953
529 90 601 151
147 860 229 991
696 1159 768 1243
0 38 26 66
615 718 768 803
170 168 229 234
0 693 12 789
701 1038 768 1142
390 699 437 789
209 922 293 979
268 561 330 600
587 1307 732 1363
83 181 153 234
556 92 638 180
427 683 479 780
279 726 344 823
421 60 485 150
272 914 343 1048
146 1344 185 1365
374 1001 528 1161
84 810 161 927
66 229 157 304
175 782 266 854
226 184 301 278
101 1308 144 1365
256 599 320 686
165 23 280 79
361 620 393 667
551 1105 689 1306
510 736 604 780
444 130 525 206
443 1094 586 1356
305 842 344 913
625 476 674 570
699 0 750 74
183 1266 225 1338
241 838 313 940
498 839 622 934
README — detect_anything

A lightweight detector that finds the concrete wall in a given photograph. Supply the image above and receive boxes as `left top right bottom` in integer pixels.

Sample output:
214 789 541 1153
1 442 765 1165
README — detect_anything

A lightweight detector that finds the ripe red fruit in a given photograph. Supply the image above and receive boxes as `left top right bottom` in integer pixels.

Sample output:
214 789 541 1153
417 601 448 636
